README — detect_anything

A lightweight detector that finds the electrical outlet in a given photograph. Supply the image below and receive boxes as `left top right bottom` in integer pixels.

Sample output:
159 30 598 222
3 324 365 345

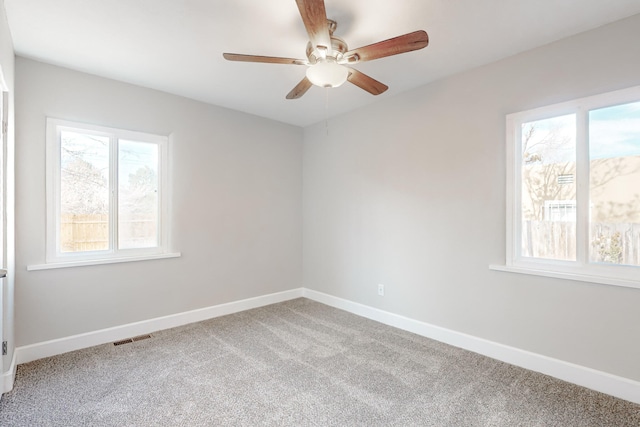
378 284 384 296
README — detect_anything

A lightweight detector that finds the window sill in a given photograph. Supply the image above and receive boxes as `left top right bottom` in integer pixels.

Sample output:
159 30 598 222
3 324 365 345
27 252 181 271
489 264 640 290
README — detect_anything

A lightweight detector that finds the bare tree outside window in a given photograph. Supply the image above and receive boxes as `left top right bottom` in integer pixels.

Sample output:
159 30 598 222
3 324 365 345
60 131 109 252
589 102 640 266
520 114 576 260
118 140 159 249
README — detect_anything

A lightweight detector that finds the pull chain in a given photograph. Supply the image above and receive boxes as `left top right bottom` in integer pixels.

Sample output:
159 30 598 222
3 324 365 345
325 87 330 136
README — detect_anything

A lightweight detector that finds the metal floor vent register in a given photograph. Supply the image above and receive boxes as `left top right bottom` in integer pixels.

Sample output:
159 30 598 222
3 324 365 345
113 334 152 346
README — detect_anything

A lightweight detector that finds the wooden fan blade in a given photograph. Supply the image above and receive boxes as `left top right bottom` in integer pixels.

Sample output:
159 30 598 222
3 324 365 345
347 68 388 96
295 0 331 52
286 77 313 99
223 53 307 65
343 30 429 63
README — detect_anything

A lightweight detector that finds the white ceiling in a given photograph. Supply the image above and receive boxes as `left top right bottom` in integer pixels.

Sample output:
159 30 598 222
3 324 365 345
5 1 640 127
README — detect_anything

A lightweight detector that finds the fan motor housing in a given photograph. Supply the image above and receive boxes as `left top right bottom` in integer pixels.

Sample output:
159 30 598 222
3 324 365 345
306 20 348 64
306 36 348 63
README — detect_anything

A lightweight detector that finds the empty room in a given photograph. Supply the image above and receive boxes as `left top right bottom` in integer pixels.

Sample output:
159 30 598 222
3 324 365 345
1 0 639 425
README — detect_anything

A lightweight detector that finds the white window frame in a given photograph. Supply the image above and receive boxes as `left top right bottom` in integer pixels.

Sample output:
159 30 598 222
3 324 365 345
33 118 178 270
499 85 640 289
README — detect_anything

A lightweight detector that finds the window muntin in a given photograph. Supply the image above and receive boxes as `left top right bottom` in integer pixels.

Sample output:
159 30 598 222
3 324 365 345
47 119 169 263
506 86 640 286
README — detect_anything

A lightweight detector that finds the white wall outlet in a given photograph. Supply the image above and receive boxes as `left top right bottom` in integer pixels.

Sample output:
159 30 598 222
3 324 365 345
378 284 385 296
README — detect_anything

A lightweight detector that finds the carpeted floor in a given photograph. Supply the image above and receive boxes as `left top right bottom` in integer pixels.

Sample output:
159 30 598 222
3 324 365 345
1 298 639 426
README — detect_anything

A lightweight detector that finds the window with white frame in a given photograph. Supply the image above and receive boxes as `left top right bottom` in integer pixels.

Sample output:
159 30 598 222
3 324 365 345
505 86 640 287
544 200 576 222
45 118 170 264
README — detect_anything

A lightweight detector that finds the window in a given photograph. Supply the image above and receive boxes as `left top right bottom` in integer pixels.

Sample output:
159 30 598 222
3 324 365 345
505 86 640 287
44 118 172 266
544 200 576 222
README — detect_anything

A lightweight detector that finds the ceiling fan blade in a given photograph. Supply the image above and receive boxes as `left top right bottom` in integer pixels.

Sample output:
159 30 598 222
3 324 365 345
286 77 314 99
343 30 429 63
295 0 331 53
223 53 307 65
347 68 388 96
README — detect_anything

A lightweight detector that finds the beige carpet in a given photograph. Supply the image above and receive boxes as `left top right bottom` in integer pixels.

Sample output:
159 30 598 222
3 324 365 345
1 298 638 426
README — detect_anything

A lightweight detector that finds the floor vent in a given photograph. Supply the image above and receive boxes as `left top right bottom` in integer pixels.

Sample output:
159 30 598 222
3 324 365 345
113 334 152 346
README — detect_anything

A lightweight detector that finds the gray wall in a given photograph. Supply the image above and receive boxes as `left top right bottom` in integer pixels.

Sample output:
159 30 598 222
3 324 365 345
15 58 303 346
303 15 640 381
0 0 15 378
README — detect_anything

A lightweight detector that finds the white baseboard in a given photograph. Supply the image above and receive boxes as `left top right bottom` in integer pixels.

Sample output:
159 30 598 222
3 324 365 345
15 288 304 367
302 289 640 405
1 351 17 395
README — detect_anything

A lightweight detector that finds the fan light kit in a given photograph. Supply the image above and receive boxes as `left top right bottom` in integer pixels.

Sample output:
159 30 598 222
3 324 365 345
223 0 429 99
306 58 348 88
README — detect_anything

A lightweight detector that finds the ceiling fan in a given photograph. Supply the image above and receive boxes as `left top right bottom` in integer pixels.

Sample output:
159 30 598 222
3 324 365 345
223 0 429 99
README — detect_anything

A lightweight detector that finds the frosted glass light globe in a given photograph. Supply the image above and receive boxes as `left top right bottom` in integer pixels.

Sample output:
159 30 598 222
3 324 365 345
306 59 349 88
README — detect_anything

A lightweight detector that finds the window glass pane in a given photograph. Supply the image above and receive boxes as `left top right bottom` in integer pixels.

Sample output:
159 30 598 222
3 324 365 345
589 101 640 266
118 140 159 249
521 114 576 260
60 131 110 252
